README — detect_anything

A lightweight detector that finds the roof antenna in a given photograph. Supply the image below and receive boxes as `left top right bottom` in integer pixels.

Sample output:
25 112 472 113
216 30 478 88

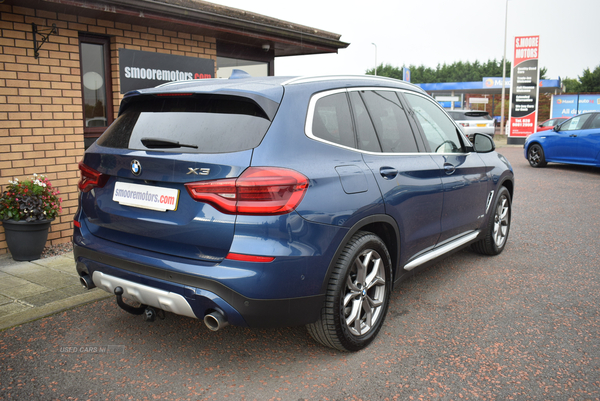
229 69 251 79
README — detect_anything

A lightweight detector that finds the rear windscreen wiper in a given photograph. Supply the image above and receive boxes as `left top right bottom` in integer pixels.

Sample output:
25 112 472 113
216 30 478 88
141 138 198 149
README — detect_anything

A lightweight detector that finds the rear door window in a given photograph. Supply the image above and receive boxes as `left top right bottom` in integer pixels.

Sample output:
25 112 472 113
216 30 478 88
96 95 272 153
355 90 418 153
348 91 381 152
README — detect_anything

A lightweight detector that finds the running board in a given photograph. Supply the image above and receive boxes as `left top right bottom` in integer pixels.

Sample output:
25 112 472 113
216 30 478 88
404 231 480 271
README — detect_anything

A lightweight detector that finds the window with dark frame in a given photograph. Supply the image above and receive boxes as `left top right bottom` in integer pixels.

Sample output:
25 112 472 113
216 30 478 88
79 35 113 148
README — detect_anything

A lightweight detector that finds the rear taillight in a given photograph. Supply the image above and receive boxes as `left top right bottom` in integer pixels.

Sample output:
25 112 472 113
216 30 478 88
78 161 109 193
185 167 309 215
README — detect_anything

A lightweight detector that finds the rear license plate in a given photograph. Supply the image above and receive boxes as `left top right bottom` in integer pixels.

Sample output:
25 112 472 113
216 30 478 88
113 181 179 212
477 123 487 127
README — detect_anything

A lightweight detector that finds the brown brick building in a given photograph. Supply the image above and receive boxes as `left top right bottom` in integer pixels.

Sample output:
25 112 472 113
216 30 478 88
0 0 347 256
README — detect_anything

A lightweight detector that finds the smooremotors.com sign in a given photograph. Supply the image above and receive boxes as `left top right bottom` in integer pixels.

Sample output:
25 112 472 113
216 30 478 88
119 49 214 93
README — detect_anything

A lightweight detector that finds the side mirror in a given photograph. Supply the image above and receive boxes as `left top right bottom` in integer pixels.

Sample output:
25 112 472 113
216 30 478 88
553 125 560 132
472 133 495 153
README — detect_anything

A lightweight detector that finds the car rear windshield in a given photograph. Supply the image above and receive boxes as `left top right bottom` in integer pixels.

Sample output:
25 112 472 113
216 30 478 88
96 94 272 153
448 111 492 121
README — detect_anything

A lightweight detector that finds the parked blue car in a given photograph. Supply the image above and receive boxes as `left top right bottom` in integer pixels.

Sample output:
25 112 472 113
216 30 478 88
525 112 600 168
74 75 514 351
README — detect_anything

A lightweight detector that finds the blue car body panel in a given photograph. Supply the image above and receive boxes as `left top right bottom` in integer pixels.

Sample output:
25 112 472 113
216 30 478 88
524 112 600 167
74 75 514 330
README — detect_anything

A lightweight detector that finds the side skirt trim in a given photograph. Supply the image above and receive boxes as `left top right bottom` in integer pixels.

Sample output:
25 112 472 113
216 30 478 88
404 231 480 271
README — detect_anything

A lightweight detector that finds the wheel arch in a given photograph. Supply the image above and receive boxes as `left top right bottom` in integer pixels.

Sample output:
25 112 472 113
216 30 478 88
320 214 400 294
525 139 543 153
499 176 514 201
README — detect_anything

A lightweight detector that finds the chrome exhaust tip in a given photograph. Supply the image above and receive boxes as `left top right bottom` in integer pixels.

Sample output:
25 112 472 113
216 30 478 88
204 310 228 331
79 274 95 290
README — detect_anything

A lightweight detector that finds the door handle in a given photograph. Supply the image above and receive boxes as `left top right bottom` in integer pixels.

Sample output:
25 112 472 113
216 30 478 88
443 163 456 175
569 134 577 137
379 166 398 180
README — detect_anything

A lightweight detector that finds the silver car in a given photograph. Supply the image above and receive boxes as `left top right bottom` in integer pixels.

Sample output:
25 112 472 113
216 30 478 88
447 110 495 139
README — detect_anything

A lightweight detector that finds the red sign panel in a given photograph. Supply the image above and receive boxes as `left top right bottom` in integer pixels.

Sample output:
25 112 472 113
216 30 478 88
508 36 540 137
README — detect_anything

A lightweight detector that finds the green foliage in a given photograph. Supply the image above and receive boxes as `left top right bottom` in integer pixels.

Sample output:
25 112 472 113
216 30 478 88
562 77 581 93
367 59 548 83
0 174 62 222
563 65 600 93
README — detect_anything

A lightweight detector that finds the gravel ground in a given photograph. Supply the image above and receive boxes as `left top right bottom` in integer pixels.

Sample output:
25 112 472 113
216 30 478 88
1 146 599 400
40 242 73 259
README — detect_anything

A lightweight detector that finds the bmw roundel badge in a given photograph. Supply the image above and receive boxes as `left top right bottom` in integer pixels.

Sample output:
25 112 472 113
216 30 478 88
131 160 142 176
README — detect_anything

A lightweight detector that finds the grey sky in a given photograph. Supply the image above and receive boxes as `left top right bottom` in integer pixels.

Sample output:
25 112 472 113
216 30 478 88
208 0 599 81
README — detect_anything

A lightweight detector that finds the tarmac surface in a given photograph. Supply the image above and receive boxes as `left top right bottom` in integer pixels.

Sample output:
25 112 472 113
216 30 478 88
1 143 599 400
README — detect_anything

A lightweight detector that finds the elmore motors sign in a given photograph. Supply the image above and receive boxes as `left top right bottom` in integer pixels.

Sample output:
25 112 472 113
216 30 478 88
119 49 215 93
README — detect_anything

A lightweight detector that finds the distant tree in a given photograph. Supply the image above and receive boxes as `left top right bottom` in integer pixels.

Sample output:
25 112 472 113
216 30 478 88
367 59 548 83
577 65 600 92
562 77 581 93
367 63 404 80
562 66 600 93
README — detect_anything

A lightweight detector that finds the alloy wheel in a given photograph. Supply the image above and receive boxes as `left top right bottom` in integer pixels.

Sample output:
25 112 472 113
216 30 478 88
493 195 510 248
343 249 387 336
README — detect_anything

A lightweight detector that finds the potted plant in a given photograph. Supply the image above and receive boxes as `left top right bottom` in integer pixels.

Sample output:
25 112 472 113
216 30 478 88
0 174 62 261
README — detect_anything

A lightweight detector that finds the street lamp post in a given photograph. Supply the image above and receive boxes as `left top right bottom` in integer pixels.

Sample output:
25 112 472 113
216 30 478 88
372 43 377 76
500 0 509 137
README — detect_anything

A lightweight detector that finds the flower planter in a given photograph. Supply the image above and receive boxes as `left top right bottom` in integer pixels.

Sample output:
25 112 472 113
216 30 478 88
1 219 53 261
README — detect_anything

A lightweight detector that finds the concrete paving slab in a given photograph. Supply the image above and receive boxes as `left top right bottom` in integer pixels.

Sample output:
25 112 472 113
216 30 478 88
0 289 110 331
0 294 12 306
34 254 77 275
0 251 112 331
0 275 30 290
1 282 50 299
22 290 77 307
57 283 90 298
0 262 49 277
11 269 78 289
0 301 31 318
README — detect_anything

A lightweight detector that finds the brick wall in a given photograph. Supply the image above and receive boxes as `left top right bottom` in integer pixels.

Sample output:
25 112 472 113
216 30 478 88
0 4 216 256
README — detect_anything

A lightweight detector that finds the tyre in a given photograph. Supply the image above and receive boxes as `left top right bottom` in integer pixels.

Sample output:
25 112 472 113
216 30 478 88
307 231 392 352
472 186 511 256
527 144 547 167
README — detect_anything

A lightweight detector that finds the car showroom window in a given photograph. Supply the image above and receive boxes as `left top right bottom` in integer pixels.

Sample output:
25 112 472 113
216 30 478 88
79 35 113 148
404 93 463 153
559 113 594 131
311 93 355 148
352 90 418 153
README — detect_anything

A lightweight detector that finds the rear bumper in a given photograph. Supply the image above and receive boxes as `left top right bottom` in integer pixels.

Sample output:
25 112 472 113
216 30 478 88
74 244 325 327
92 271 197 318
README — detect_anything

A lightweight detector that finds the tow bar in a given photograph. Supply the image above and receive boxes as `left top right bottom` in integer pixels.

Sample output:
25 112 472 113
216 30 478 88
114 286 165 322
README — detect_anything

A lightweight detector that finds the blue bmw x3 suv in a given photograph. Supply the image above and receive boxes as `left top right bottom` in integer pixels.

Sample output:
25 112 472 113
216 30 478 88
74 75 514 351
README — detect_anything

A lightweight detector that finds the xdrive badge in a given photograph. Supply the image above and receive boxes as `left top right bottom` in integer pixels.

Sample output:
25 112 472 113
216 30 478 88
131 160 142 176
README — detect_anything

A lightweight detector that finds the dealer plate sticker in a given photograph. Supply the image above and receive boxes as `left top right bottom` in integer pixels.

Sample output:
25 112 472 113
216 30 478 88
113 181 179 212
